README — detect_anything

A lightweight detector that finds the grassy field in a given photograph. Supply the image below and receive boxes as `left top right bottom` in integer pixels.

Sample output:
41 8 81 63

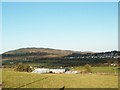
0 68 2 89
2 68 118 88
72 66 118 73
0 68 2 82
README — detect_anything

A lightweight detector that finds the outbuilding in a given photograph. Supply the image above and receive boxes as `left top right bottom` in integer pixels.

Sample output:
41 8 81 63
32 68 66 74
32 68 49 74
49 69 65 74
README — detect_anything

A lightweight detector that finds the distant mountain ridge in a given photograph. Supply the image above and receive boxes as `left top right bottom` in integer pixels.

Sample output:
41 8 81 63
2 47 119 67
2 48 74 61
4 48 73 55
2 47 119 60
2 47 97 55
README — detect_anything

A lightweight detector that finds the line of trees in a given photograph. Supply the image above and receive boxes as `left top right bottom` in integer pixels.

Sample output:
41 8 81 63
2 52 49 58
14 63 33 72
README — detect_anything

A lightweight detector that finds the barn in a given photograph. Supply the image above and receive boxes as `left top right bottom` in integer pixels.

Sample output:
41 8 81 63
49 69 65 74
32 68 65 74
32 68 49 74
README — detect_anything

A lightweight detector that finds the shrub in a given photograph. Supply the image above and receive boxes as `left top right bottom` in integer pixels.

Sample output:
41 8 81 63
65 68 70 72
14 63 32 72
84 64 92 73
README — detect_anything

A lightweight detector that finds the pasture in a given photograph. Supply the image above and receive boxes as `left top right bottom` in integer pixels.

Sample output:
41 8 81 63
2 68 118 88
72 66 118 73
0 68 2 89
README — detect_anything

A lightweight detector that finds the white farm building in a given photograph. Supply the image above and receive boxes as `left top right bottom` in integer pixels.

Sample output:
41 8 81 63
32 68 50 74
49 69 65 74
32 68 65 74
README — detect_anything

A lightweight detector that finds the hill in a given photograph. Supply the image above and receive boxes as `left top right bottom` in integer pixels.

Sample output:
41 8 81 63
2 48 74 60
1 48 119 68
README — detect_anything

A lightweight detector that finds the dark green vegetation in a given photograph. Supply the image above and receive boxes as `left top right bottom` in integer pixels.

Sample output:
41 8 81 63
2 48 120 68
14 63 33 72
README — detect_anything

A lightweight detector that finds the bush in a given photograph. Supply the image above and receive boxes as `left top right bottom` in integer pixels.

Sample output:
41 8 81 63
84 64 92 73
65 67 70 72
14 63 32 72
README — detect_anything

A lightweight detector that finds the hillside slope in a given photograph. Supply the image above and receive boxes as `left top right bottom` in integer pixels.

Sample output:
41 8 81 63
2 48 75 61
2 48 119 67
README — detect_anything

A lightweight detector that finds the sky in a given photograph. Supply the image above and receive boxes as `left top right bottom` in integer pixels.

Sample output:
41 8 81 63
1 0 120 2
1 2 118 53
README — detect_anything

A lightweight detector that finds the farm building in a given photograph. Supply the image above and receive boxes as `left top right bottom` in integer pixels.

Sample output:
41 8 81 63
32 68 49 74
49 69 65 74
65 70 79 74
32 68 66 74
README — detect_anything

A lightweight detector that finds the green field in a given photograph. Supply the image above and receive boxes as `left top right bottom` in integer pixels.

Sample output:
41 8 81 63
72 66 118 73
0 68 2 89
0 68 2 82
2 68 118 88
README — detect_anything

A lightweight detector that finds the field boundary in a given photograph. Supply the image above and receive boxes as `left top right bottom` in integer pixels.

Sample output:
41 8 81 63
15 77 49 89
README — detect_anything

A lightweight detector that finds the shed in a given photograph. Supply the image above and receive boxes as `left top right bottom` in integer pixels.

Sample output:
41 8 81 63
32 68 49 74
49 69 65 74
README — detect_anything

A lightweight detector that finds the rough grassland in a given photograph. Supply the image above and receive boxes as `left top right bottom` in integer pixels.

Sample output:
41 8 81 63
0 68 2 82
2 68 118 88
73 66 118 73
0 68 2 89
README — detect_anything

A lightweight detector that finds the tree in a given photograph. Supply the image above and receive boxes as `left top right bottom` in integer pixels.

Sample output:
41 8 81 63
25 65 32 72
14 63 32 72
14 63 24 72
65 67 70 72
84 64 92 73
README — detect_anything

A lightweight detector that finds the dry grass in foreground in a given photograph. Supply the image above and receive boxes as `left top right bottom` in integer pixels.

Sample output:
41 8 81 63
2 68 118 88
